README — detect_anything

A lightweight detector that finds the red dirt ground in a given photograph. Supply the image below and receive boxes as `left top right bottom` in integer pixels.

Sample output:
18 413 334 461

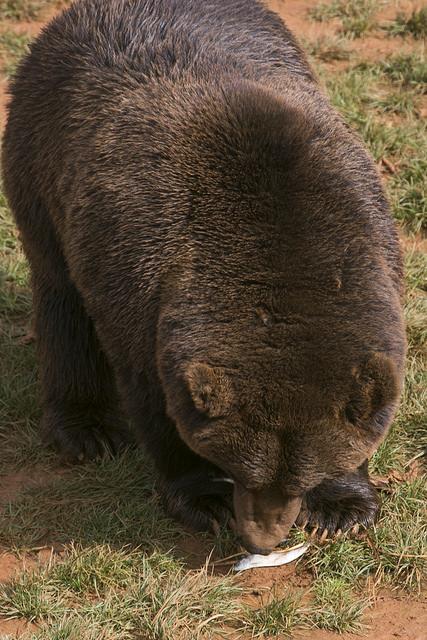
295 597 427 640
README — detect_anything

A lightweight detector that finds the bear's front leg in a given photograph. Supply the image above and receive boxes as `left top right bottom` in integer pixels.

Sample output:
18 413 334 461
122 387 235 534
297 460 379 537
159 468 234 534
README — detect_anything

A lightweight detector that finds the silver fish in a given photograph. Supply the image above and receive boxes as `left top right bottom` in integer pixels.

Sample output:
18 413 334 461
233 542 310 572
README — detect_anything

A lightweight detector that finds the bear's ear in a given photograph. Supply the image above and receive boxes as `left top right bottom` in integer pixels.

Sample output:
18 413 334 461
346 352 399 428
185 363 235 417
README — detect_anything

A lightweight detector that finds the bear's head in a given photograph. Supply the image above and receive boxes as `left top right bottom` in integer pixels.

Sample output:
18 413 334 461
175 350 401 552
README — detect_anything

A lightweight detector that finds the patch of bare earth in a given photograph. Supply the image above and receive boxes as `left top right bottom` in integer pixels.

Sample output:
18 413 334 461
268 0 425 65
0 467 67 507
295 597 427 640
0 618 37 637
0 552 46 636
0 469 66 636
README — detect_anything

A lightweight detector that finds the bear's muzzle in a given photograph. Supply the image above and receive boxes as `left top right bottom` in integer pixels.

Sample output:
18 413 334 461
233 483 303 554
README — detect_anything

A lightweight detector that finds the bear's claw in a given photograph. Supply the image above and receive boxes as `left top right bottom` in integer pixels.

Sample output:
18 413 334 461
296 467 379 538
41 406 135 463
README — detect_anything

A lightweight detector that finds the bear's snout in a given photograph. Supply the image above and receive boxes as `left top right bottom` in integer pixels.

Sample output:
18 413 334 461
233 483 302 554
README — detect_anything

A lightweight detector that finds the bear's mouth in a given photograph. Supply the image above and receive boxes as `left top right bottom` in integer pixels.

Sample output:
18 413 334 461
232 482 303 554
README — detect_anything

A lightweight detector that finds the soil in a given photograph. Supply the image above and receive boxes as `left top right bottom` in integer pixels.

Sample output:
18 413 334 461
0 467 66 506
295 597 427 640
0 619 37 637
0 552 41 637
0 1 425 638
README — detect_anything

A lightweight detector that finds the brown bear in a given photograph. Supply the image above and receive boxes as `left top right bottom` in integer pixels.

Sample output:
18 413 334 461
2 0 406 554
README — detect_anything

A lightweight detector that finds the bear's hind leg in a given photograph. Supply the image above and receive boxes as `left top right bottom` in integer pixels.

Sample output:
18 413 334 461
297 461 379 537
37 279 134 462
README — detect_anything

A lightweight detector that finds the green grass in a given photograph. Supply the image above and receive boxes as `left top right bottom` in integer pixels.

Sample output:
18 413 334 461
391 157 427 234
50 545 140 596
404 249 427 356
303 35 351 62
318 59 427 232
0 0 50 21
308 537 375 583
0 451 183 550
309 0 378 38
0 198 42 471
371 479 427 590
0 31 30 75
244 580 369 636
309 578 368 633
0 191 30 314
245 592 305 638
306 476 427 592
377 53 427 90
0 571 65 622
0 0 69 22
0 548 243 639
385 7 427 39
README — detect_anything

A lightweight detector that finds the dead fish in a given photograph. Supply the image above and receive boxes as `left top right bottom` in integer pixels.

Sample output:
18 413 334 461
213 477 234 484
233 542 310 572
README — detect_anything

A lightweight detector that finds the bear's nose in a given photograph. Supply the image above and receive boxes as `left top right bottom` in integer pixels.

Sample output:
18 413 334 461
239 539 274 555
233 483 303 554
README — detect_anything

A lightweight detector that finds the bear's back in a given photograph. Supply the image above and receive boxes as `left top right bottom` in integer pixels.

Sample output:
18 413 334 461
8 0 315 102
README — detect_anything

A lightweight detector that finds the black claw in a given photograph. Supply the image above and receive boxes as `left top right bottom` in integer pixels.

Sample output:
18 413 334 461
41 407 136 464
300 465 380 538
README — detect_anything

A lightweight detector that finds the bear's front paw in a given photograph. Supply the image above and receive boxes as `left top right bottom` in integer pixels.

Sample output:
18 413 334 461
296 471 379 537
42 405 135 463
159 471 234 534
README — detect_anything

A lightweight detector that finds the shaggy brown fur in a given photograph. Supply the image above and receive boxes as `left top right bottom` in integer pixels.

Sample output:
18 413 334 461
2 0 406 553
